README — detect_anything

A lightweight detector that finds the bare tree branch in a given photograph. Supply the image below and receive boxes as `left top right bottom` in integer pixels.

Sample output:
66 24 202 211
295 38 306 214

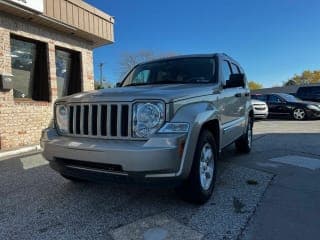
118 50 177 80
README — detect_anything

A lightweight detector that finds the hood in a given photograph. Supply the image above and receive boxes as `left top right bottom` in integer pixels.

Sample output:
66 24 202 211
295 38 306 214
57 84 217 103
288 100 320 107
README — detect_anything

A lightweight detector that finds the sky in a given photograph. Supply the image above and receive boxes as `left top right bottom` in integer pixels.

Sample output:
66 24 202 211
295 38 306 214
86 0 320 87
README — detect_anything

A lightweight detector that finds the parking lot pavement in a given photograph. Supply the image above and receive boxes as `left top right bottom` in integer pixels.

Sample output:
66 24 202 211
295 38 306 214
228 119 320 240
0 119 319 240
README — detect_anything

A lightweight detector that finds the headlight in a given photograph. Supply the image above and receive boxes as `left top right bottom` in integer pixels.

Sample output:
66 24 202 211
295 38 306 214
307 105 320 111
158 123 189 133
133 102 165 138
55 104 69 133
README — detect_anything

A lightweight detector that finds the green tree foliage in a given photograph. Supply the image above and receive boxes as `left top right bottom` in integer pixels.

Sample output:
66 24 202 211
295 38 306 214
248 81 263 90
284 70 320 86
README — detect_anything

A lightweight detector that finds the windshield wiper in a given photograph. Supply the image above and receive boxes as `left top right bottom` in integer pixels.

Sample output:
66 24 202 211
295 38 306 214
151 80 184 84
123 82 150 87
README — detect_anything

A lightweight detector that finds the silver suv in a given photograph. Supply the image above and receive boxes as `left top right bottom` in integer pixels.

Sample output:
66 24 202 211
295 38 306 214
41 53 253 204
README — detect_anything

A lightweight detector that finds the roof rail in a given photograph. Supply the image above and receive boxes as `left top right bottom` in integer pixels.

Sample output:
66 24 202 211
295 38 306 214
222 53 232 58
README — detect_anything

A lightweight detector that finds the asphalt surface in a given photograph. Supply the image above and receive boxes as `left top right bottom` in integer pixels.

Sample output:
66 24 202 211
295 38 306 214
1 119 320 240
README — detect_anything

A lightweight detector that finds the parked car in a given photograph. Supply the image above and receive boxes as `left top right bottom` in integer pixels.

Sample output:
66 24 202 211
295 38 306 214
296 86 320 102
251 93 320 120
41 53 254 204
251 99 268 119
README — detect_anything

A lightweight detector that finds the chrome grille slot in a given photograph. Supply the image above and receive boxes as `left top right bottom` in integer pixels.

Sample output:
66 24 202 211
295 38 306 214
75 106 81 134
121 105 129 137
110 105 117 136
101 105 107 136
91 105 98 135
67 103 131 139
83 105 89 135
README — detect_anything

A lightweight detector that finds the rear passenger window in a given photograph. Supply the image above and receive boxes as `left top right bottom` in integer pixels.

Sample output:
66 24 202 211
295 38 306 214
222 60 232 82
268 95 282 103
231 63 240 74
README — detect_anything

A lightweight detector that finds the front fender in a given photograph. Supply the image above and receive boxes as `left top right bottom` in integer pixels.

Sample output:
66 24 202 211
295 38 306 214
171 101 220 178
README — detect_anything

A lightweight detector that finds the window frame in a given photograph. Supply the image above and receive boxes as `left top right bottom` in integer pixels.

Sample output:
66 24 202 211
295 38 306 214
230 63 241 74
55 46 83 98
221 60 232 84
10 34 50 102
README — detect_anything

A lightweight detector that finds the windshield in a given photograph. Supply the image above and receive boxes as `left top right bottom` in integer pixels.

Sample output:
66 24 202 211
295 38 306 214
278 93 301 102
251 94 267 102
121 57 215 87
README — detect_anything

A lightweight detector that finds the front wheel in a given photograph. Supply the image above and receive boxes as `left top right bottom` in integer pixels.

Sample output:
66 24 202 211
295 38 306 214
293 108 306 120
235 117 253 153
176 130 217 204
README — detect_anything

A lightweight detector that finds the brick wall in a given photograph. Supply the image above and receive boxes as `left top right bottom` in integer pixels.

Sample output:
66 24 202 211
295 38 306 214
0 13 95 150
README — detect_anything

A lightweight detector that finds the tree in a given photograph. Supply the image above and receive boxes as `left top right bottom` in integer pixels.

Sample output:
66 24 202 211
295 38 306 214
118 50 176 79
248 81 263 90
284 70 320 86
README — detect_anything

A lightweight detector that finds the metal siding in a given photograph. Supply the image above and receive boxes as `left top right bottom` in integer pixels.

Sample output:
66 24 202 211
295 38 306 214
46 0 54 16
53 0 60 19
89 14 94 33
83 10 89 32
66 1 73 25
78 8 84 29
102 20 107 39
41 0 114 45
60 0 67 22
72 4 79 27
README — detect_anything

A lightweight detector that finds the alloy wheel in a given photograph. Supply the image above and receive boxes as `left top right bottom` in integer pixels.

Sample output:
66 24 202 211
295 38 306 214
199 143 215 191
293 108 305 120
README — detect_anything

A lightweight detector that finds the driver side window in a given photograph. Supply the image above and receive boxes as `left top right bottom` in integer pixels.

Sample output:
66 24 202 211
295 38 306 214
222 60 232 82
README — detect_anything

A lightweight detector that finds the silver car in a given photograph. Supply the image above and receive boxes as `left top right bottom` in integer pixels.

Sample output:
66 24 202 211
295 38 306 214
251 99 268 119
41 53 253 204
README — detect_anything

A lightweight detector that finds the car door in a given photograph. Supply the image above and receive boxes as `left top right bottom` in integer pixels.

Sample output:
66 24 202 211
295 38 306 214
219 60 244 147
267 94 290 115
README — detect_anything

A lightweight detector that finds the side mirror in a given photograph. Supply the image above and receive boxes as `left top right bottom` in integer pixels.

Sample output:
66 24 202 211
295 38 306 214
116 82 122 88
225 74 245 88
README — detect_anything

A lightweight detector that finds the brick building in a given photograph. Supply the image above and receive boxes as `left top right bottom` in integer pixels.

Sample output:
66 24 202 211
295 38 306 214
0 0 114 150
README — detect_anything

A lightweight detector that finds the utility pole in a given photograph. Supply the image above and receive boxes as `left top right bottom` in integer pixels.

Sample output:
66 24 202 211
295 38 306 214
99 62 104 86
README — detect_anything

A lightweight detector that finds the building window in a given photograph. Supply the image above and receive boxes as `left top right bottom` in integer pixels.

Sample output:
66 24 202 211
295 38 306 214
55 48 82 98
10 35 49 101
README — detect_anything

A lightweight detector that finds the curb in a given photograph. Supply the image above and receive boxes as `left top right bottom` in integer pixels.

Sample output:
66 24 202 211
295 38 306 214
0 145 42 159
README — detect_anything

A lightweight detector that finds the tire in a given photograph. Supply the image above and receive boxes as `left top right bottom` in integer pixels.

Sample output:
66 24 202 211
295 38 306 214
235 117 253 153
176 129 217 204
292 108 306 120
60 173 86 182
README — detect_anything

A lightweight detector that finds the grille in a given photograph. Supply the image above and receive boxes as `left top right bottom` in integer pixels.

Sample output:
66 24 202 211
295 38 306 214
67 103 131 139
56 158 123 173
254 106 266 111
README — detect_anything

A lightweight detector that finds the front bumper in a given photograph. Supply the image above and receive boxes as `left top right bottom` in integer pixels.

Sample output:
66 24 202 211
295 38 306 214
253 113 268 119
306 109 320 119
41 128 188 182
253 105 268 119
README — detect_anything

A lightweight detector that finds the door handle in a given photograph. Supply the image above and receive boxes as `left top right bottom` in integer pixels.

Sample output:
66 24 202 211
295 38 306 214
244 92 250 97
235 93 242 97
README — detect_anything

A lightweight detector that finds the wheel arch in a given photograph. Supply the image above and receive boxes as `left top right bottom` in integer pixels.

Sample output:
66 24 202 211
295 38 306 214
201 119 220 154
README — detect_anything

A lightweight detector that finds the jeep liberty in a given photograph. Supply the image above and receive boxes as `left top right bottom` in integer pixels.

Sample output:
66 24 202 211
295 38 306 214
41 53 253 204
